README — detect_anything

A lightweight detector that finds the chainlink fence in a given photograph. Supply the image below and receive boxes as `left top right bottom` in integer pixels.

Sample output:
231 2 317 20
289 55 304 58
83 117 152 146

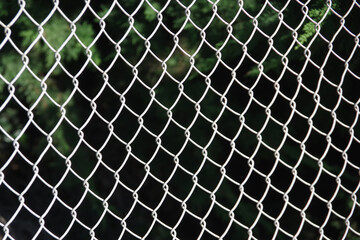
0 0 360 239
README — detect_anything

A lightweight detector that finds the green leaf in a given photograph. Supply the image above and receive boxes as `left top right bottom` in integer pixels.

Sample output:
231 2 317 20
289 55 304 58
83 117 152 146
144 3 160 22
76 21 95 46
296 2 334 49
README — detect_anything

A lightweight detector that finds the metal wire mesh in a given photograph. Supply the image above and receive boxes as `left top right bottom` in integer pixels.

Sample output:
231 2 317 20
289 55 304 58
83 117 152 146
0 0 360 239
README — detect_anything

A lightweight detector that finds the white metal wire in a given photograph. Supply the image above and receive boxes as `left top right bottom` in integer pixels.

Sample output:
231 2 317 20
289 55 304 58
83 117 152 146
0 0 360 239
